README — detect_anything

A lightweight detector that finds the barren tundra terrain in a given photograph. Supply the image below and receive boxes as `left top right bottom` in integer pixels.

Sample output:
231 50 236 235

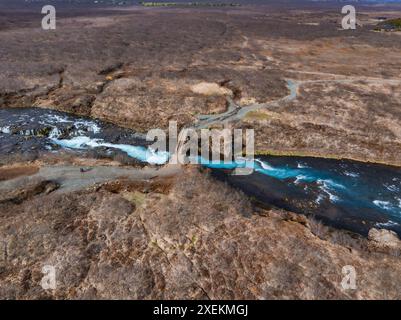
1 1 401 299
1 4 401 163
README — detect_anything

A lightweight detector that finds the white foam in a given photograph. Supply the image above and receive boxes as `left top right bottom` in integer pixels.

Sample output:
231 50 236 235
327 192 339 202
343 171 359 178
49 127 62 139
52 136 95 149
73 120 101 134
375 220 399 228
373 200 393 211
51 136 169 165
44 114 101 134
384 184 399 192
294 175 308 184
323 179 346 190
255 159 274 171
45 114 73 124
317 179 340 203
315 194 324 204
0 126 11 134
146 148 170 165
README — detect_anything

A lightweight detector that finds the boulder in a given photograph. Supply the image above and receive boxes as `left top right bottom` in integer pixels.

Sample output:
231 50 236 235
368 228 401 248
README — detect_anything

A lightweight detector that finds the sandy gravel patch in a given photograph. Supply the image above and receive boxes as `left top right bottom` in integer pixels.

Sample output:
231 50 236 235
190 82 232 96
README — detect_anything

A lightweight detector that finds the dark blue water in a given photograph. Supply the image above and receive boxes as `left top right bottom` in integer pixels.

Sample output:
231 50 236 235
1 107 401 236
209 156 401 236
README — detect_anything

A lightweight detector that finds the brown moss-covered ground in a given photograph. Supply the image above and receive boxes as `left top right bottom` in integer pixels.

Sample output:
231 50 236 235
1 3 401 300
1 5 401 163
242 81 401 166
1 166 401 299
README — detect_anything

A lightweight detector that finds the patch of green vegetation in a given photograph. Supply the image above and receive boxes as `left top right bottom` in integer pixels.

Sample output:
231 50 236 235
123 191 146 207
36 127 52 137
191 234 198 245
376 18 401 31
388 18 401 28
182 234 198 251
140 2 240 7
244 111 270 121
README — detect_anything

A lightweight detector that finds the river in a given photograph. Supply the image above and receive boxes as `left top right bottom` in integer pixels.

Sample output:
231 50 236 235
1 107 400 236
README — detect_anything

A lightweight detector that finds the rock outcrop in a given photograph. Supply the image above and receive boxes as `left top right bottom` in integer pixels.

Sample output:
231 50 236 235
368 228 401 249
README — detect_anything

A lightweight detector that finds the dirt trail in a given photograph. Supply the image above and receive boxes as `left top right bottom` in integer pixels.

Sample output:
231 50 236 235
0 164 182 194
195 75 401 129
194 79 298 128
